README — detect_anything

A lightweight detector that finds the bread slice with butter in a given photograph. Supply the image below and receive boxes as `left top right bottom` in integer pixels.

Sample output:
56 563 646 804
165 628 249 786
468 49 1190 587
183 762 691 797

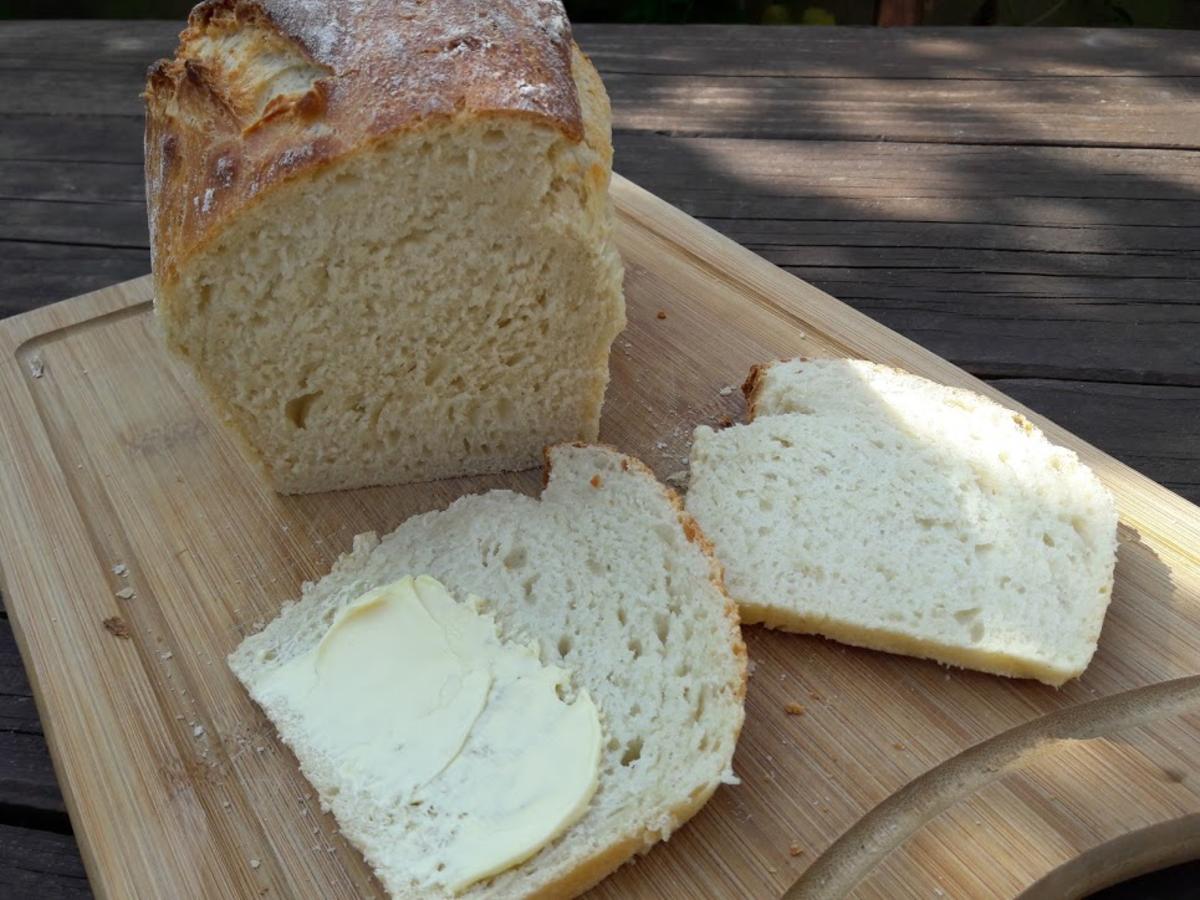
686 358 1118 686
229 444 746 898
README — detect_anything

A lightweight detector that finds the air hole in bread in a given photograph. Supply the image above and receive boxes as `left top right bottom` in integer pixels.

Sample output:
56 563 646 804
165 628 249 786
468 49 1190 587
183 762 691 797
195 283 212 315
423 356 447 386
654 613 670 645
970 621 986 643
616 606 627 626
518 578 537 607
502 545 527 570
974 543 993 556
285 390 322 429
1043 532 1056 547
619 737 643 767
627 638 643 659
557 635 572 658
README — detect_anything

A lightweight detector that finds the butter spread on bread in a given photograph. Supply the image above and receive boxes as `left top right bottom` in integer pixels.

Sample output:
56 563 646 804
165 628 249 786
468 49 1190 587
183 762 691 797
255 575 602 894
229 445 745 898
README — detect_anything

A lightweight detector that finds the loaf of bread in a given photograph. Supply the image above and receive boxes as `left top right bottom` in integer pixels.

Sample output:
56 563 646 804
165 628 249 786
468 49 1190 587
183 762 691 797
229 444 746 897
145 0 625 493
686 358 1119 686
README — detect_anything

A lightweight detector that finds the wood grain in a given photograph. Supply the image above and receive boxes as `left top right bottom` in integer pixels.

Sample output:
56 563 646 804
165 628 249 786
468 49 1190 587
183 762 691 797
0 176 1197 899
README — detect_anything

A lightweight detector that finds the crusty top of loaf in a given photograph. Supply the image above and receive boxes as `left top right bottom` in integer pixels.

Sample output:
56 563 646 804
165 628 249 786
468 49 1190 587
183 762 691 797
144 0 584 281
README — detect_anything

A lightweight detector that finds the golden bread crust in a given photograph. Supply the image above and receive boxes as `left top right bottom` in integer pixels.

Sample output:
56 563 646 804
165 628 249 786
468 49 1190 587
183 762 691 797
144 0 584 283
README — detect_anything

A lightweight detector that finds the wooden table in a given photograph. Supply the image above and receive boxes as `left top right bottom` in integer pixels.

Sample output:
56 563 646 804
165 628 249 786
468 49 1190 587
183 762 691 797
0 20 1196 898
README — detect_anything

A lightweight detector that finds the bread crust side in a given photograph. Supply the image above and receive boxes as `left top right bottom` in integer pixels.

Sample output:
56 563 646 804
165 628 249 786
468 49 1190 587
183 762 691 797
522 782 726 900
145 0 585 285
740 602 1081 686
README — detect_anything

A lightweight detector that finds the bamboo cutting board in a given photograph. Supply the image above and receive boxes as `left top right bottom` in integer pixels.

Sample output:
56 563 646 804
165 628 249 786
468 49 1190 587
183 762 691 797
0 175 1198 900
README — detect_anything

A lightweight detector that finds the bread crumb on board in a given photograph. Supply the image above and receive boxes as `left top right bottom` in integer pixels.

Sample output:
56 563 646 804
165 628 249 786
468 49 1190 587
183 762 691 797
784 703 806 716
716 415 734 429
112 563 128 576
249 858 261 870
28 356 45 379
665 470 689 486
102 616 130 639
789 842 805 857
718 385 735 396
656 310 667 320
115 587 135 600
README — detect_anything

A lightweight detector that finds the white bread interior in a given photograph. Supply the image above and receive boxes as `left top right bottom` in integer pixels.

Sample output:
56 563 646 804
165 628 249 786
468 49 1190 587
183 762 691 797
686 358 1118 686
229 444 746 898
158 50 625 493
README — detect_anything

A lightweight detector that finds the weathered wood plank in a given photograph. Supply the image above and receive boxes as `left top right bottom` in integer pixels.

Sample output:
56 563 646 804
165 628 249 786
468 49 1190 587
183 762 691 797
3 22 1196 80
601 71 1200 148
0 610 65 816
0 24 1197 148
1 244 150 318
0 21 178 64
7 64 1195 150
575 25 1200 79
0 115 144 165
0 824 89 900
613 133 1200 384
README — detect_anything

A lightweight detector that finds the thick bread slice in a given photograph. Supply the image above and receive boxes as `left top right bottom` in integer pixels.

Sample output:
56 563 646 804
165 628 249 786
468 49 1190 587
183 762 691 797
688 358 1118 686
229 444 746 898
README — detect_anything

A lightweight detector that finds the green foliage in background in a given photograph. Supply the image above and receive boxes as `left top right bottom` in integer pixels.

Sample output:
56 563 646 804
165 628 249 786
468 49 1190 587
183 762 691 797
0 0 1196 27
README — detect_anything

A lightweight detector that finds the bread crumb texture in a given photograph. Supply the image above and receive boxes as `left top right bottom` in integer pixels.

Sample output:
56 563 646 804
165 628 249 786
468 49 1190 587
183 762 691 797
147 1 624 493
688 358 1119 686
229 445 745 898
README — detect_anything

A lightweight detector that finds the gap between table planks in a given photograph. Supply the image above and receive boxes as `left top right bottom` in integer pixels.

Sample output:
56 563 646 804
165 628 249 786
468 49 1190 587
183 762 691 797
0 175 1197 899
